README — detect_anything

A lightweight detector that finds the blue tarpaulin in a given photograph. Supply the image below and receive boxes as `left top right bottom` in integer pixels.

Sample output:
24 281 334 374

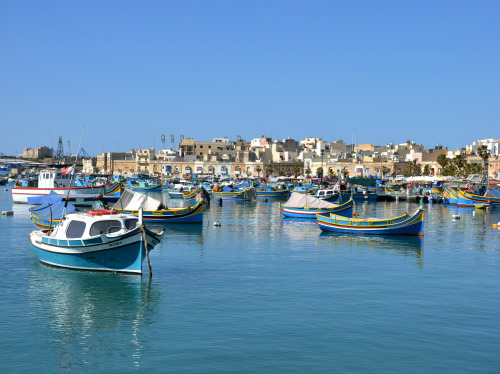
29 200 76 221
27 191 63 205
222 186 234 192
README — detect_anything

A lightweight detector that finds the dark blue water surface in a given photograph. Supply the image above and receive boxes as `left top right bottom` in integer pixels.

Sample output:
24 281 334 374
1 185 499 374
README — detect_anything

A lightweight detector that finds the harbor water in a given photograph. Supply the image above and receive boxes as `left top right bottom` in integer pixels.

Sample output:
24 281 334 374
1 185 499 373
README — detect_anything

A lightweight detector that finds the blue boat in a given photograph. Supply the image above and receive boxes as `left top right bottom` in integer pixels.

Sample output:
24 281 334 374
113 188 205 223
280 192 353 219
316 208 424 236
29 210 164 274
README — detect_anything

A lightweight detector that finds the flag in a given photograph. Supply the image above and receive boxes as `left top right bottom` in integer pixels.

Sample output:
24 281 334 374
61 165 76 175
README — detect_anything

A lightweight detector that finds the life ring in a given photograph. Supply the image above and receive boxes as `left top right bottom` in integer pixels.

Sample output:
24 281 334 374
87 209 118 216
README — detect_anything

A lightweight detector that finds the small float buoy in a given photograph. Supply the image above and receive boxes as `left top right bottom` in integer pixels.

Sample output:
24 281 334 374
2 211 13 216
213 220 221 227
452 214 460 220
3 189 7 191
493 223 498 228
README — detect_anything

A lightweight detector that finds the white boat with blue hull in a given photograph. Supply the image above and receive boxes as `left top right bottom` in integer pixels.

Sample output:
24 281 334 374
29 210 164 274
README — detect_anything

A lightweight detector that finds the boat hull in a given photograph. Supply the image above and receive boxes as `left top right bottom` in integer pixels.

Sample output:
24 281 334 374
281 199 354 219
317 209 424 236
29 228 161 274
12 185 105 204
115 201 204 223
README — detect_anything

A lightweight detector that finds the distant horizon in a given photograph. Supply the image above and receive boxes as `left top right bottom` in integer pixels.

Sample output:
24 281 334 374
1 1 498 157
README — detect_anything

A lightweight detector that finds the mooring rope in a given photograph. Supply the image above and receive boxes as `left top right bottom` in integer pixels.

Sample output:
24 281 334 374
139 224 152 278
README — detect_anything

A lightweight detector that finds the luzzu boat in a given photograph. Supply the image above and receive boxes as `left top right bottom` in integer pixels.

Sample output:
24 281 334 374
113 189 204 223
256 186 289 197
442 184 458 205
355 184 385 193
455 188 500 207
183 186 211 204
280 192 353 219
126 180 162 192
29 209 164 274
317 208 424 236
211 186 257 201
385 186 419 197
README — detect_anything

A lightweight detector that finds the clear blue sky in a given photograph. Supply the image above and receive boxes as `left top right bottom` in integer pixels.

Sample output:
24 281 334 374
1 0 499 157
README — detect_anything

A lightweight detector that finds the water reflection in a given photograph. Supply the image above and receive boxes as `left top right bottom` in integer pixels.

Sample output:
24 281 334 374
27 263 159 371
152 223 205 247
318 232 424 258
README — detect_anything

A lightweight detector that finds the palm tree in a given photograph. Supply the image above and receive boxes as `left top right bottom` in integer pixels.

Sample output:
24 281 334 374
305 168 311 178
342 167 349 179
436 154 448 175
255 165 262 178
266 164 275 177
316 167 324 179
477 145 491 181
381 166 389 178
292 165 300 178
422 164 431 176
453 154 466 177
328 168 336 179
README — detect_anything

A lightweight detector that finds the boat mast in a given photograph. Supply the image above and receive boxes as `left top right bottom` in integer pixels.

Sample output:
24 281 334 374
62 126 86 217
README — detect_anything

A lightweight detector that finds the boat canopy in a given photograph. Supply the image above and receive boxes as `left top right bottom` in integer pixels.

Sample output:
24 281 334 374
283 192 338 208
113 189 163 211
29 198 76 221
27 190 62 205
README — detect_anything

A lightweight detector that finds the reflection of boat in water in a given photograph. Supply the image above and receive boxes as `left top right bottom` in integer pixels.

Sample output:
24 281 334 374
318 233 424 256
27 264 159 371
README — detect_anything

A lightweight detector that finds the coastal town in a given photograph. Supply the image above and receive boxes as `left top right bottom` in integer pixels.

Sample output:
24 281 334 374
2 135 499 180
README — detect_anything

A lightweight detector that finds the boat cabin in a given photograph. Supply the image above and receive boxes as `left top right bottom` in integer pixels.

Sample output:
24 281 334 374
38 169 76 189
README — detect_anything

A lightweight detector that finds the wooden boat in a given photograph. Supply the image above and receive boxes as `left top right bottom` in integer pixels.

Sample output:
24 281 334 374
456 188 500 207
113 189 204 223
256 186 289 197
183 186 211 204
126 180 162 192
211 186 257 201
29 209 164 274
280 192 353 219
317 208 424 236
355 184 385 193
385 186 419 197
167 184 194 198
12 169 105 203
314 188 340 202
442 184 458 205
29 193 77 230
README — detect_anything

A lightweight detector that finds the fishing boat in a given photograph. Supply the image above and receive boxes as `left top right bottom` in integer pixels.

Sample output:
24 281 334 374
183 186 211 204
12 168 105 204
355 184 385 193
385 186 419 197
113 189 205 223
29 209 164 274
442 184 458 205
255 186 289 197
455 188 500 207
28 192 77 230
126 180 162 192
314 188 340 202
317 208 424 236
280 192 353 219
211 185 257 201
167 184 194 198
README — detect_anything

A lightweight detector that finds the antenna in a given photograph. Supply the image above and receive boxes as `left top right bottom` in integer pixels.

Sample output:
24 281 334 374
161 134 166 149
49 128 54 158
171 134 175 149
67 140 71 157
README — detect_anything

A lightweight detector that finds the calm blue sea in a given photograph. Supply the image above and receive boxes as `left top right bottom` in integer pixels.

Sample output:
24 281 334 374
1 185 499 374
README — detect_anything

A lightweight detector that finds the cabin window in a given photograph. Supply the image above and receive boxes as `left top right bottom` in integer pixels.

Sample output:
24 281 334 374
89 220 122 236
124 218 138 230
66 220 87 239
